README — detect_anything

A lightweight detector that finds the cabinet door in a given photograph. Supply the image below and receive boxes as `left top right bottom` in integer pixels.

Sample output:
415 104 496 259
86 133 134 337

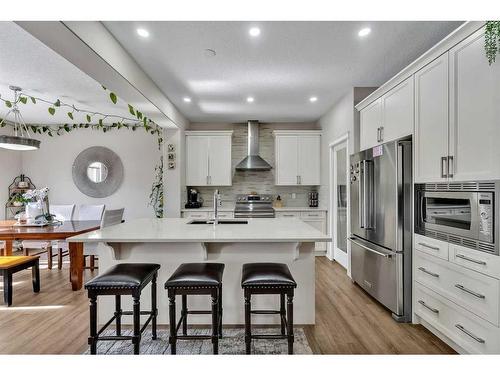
298 136 321 185
185 136 209 186
449 28 500 181
208 136 232 186
360 98 382 151
302 219 327 251
414 53 449 183
382 76 414 142
275 136 299 185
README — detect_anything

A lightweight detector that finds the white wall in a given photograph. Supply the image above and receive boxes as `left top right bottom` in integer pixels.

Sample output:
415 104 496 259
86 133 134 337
21 129 161 220
0 128 23 220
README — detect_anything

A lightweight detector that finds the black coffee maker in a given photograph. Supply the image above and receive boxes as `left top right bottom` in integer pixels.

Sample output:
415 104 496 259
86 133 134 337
185 188 203 209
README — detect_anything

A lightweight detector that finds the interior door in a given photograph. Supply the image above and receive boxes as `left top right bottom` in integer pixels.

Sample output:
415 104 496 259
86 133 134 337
449 28 500 181
414 53 449 183
185 136 209 186
298 136 320 185
208 136 232 186
333 143 348 269
276 136 299 185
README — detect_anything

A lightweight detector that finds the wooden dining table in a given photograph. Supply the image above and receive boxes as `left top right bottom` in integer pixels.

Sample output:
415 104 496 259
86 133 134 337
0 220 101 290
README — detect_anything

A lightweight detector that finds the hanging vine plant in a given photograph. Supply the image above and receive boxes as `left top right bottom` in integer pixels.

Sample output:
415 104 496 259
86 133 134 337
485 21 500 65
0 86 165 218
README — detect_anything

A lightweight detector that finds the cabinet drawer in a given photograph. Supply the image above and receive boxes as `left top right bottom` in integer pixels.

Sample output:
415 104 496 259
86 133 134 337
182 211 209 219
415 253 500 326
300 211 326 219
414 233 449 260
415 283 500 354
276 211 300 218
215 212 234 219
450 244 500 280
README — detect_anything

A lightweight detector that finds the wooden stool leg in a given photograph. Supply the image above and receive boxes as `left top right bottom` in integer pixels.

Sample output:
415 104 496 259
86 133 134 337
151 274 157 340
287 290 294 355
181 294 188 335
115 295 122 336
90 256 95 271
47 246 53 270
168 290 177 354
218 284 223 338
211 289 219 355
132 294 141 355
244 289 251 355
57 248 63 270
280 292 286 335
89 295 98 354
3 271 12 306
32 260 40 293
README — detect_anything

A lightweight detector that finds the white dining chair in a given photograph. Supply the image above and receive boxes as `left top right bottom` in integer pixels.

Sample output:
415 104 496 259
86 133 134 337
21 204 76 269
77 204 105 271
83 208 124 271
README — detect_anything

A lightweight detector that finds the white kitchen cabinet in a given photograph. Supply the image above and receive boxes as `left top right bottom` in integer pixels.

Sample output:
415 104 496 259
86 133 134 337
276 209 327 252
449 28 500 181
414 53 449 183
359 98 382 151
359 77 413 152
185 131 232 186
273 131 321 186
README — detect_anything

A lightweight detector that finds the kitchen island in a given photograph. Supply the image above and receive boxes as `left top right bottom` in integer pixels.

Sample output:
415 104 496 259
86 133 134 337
68 217 330 325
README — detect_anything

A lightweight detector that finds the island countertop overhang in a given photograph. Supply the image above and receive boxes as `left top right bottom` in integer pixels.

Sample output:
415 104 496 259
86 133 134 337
67 217 331 243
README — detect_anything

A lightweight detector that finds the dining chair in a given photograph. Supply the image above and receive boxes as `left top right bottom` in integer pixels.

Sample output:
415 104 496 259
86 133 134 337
83 208 124 271
77 204 105 271
20 204 76 269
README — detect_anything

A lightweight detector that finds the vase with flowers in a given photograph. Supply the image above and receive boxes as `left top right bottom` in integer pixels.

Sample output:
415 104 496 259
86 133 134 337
22 187 52 222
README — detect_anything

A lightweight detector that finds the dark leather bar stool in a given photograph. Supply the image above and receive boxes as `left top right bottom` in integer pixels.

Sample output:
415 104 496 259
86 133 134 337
241 263 297 354
85 263 160 355
165 263 224 354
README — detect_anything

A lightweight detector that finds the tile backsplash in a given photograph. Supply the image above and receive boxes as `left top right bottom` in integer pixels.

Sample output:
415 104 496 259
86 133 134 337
186 123 319 207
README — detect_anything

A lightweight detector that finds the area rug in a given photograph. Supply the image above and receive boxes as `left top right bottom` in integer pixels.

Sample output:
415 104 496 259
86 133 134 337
83 328 312 355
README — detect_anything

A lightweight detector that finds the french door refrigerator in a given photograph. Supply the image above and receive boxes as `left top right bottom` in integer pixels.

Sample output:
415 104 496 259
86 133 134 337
349 137 412 322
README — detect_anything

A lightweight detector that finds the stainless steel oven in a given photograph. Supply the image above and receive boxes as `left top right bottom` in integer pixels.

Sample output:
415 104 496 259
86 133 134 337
415 181 499 255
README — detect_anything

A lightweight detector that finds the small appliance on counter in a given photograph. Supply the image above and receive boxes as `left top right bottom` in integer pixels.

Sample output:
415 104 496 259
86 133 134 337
185 188 203 209
308 192 318 207
273 195 283 208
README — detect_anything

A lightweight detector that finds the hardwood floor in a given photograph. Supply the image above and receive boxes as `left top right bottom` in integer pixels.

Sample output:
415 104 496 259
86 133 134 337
0 256 455 354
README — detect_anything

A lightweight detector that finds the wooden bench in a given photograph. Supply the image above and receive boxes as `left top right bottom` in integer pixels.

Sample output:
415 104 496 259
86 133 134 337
0 256 40 306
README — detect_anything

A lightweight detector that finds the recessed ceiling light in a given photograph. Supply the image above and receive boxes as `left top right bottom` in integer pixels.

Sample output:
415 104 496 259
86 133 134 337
309 96 318 103
247 96 255 103
183 97 192 103
249 27 261 37
358 27 371 37
137 28 150 38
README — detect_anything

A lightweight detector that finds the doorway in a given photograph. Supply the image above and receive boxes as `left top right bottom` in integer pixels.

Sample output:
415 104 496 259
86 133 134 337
329 134 350 275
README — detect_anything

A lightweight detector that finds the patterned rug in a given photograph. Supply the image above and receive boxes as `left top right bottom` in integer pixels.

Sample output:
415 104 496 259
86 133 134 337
83 328 312 355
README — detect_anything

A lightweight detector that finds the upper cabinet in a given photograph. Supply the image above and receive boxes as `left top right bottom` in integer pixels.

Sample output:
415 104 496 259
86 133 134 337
273 131 321 186
359 77 414 151
414 53 450 183
449 28 500 181
185 131 233 186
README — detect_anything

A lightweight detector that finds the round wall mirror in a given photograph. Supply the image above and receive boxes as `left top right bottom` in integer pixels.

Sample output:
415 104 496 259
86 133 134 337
86 162 108 183
72 146 123 198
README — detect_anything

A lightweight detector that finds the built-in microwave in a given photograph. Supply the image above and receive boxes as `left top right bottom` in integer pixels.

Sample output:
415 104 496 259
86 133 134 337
415 181 499 255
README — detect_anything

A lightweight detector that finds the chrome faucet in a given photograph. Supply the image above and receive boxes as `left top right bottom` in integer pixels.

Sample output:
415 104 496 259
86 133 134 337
213 189 221 226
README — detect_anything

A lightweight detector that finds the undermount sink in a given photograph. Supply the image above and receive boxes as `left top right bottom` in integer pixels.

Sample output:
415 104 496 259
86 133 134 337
187 219 249 225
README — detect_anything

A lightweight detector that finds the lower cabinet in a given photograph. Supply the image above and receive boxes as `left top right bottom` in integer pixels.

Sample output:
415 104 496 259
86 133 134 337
276 210 327 253
181 211 234 219
413 234 500 354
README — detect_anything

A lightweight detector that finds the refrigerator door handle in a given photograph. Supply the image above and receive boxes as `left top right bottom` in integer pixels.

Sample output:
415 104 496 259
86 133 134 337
348 237 392 258
360 160 374 229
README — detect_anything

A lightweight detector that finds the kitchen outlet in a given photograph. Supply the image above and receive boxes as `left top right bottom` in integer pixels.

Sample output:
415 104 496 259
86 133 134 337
291 193 296 199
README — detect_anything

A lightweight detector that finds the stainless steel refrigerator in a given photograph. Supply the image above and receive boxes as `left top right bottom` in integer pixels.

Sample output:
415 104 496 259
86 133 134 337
349 137 412 322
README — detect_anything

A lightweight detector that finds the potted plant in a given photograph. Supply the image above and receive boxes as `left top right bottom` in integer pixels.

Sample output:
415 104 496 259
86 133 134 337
12 194 28 207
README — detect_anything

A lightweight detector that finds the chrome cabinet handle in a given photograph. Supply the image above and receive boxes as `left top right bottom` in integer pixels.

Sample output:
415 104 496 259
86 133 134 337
455 284 485 299
418 300 439 314
282 214 295 217
376 127 380 142
448 156 454 178
418 242 440 251
455 324 485 343
456 254 487 265
441 156 448 178
418 267 440 278
348 238 392 258
379 126 384 142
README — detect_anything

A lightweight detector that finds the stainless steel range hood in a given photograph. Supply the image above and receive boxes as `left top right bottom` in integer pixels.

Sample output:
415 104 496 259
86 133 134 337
235 121 272 171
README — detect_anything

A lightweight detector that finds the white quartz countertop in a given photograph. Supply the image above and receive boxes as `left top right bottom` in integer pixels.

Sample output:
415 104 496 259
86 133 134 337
67 218 331 243
181 206 327 212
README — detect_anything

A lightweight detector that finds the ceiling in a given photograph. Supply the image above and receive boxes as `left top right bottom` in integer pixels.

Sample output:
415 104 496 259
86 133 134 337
0 21 146 126
104 21 463 123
